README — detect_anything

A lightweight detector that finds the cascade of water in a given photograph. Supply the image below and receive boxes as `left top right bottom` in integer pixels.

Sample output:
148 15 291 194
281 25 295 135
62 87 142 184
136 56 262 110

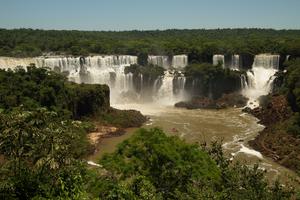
80 56 138 102
155 71 186 105
242 54 279 108
152 77 162 93
125 72 134 92
148 55 188 69
213 55 225 67
240 74 248 89
253 54 280 69
0 55 138 103
156 71 175 105
231 55 240 70
172 55 188 68
0 57 37 69
148 55 170 69
175 76 186 98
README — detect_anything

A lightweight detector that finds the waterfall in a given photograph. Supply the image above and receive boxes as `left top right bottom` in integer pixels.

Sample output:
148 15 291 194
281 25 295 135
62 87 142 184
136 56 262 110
78 56 138 102
172 55 188 68
0 56 188 105
125 72 134 92
213 54 240 70
213 55 225 67
253 54 280 69
242 54 279 108
148 55 170 69
230 55 240 70
0 57 37 69
0 55 138 103
156 71 175 105
148 55 188 69
240 74 248 89
155 71 186 105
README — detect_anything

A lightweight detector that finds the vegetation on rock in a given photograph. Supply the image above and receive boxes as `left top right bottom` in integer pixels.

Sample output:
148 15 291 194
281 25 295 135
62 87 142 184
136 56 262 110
125 64 165 90
0 65 110 119
175 93 248 109
184 63 243 99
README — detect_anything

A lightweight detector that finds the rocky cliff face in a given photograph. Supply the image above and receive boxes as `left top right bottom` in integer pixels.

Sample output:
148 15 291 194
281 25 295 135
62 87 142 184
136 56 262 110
245 95 300 172
243 95 291 125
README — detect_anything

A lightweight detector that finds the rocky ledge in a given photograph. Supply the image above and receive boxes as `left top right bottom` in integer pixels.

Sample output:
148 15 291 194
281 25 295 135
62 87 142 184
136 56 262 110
244 95 300 172
175 93 248 109
242 94 292 126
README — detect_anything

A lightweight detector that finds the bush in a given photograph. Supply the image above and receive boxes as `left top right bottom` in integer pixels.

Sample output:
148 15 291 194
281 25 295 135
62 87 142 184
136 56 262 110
89 128 294 199
0 108 90 199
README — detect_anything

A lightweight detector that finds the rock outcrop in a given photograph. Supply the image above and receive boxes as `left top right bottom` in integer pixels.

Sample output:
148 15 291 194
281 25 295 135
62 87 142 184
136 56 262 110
245 95 300 172
175 93 248 109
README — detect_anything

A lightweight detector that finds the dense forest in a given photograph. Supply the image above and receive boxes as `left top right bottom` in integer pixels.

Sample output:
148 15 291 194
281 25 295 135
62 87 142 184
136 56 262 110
0 28 300 60
0 65 110 118
0 66 297 199
1 28 300 199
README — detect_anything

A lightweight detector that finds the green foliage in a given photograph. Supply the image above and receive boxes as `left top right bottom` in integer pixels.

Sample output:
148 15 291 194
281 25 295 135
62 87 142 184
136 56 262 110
275 59 300 111
99 108 147 128
0 66 110 119
0 108 90 199
285 59 300 111
287 113 300 136
274 59 300 136
125 64 165 93
185 63 243 99
66 82 110 118
89 128 293 200
99 128 220 199
137 52 149 66
201 141 293 200
125 64 164 79
0 28 300 58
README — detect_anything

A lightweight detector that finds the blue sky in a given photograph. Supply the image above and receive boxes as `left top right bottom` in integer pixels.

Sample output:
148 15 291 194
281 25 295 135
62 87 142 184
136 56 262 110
0 0 299 30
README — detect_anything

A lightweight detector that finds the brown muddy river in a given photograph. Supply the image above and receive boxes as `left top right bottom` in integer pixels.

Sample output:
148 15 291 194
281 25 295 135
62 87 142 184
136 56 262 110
90 103 299 186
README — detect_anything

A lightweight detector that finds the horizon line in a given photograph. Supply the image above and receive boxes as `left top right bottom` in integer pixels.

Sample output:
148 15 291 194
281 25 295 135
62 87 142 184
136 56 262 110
1 27 300 32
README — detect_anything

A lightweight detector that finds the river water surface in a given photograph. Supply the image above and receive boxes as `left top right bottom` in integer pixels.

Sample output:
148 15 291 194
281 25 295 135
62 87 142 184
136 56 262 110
92 103 299 186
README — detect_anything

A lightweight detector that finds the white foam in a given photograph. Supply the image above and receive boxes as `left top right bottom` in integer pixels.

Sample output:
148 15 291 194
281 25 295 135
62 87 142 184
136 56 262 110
238 144 263 159
87 161 102 167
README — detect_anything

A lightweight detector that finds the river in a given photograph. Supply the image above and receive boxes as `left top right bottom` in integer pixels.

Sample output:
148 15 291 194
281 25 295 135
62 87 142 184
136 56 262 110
89 103 299 186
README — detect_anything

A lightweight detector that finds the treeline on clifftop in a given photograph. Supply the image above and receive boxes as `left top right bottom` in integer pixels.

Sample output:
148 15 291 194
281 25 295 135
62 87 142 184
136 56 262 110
184 63 243 99
1 28 300 59
0 65 146 127
0 65 110 119
124 64 165 92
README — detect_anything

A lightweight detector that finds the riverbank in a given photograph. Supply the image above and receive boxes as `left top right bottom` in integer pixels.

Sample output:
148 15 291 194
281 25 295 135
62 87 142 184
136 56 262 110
245 95 300 175
86 107 147 162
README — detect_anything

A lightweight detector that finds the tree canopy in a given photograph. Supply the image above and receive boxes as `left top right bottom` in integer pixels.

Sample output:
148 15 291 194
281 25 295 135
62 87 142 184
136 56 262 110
1 28 300 58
